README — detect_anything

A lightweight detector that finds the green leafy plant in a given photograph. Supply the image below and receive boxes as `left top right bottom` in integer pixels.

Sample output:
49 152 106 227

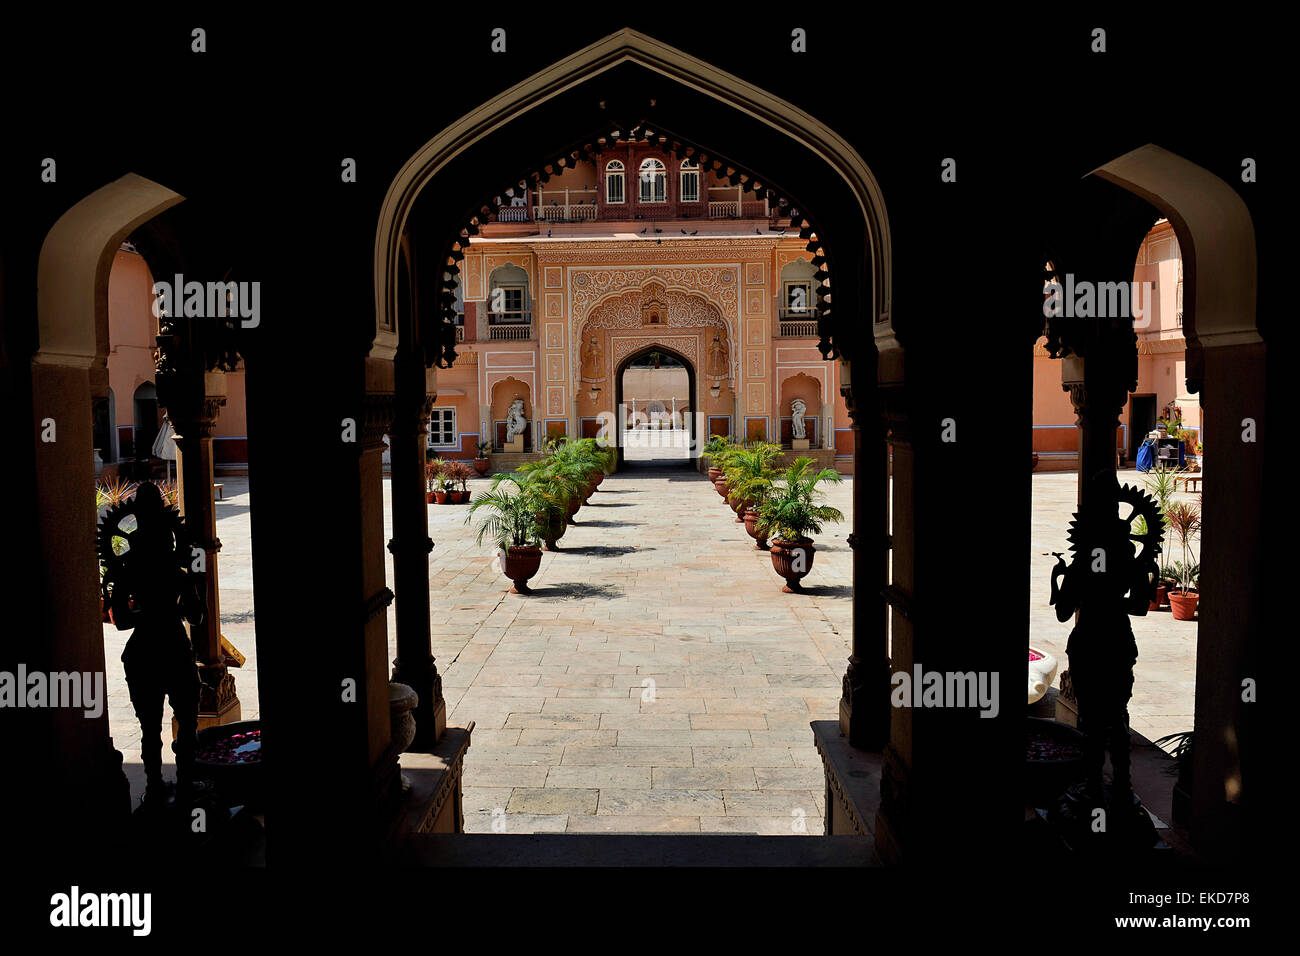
466 474 543 550
1152 731 1194 779
95 477 138 509
445 460 473 492
426 458 448 493
476 440 492 458
1164 501 1201 593
755 457 845 542
723 441 780 511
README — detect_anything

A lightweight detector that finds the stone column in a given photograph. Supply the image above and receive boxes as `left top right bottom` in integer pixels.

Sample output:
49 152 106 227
170 370 239 729
388 362 446 749
838 378 890 750
819 400 833 450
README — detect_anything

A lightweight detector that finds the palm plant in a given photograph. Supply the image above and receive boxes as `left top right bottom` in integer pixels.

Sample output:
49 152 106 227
426 458 448 493
445 460 472 493
96 477 138 509
701 434 732 465
707 437 740 470
756 457 845 542
1165 501 1201 593
466 474 543 550
724 441 780 511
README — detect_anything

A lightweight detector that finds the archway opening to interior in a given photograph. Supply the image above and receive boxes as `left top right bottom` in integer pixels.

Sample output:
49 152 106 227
616 344 695 467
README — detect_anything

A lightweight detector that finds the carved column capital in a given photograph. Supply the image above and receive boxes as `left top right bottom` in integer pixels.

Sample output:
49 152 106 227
361 393 395 450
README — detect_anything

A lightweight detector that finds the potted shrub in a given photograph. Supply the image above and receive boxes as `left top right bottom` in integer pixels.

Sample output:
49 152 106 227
426 458 447 503
1165 501 1201 620
467 475 545 593
728 442 774 548
709 439 740 499
725 442 780 540
756 457 844 592
445 460 472 504
473 440 492 476
516 457 583 551
702 434 731 483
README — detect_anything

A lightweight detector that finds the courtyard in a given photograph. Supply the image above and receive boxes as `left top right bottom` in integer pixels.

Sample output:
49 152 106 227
105 465 1199 831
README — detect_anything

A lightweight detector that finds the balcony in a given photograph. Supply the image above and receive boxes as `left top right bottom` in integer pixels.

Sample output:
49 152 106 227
487 312 533 341
778 309 819 337
535 203 598 223
707 200 770 219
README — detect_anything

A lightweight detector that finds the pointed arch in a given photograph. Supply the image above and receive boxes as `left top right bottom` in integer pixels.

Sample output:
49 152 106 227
373 27 892 361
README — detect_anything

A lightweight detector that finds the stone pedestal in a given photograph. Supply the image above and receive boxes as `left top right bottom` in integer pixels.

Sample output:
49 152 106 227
791 438 810 451
503 436 523 453
170 370 240 733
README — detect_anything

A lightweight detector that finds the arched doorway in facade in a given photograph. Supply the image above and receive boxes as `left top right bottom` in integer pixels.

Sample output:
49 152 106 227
615 343 696 465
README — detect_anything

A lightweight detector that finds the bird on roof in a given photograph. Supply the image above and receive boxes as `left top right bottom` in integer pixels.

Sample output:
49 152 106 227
640 226 648 233
690 230 698 235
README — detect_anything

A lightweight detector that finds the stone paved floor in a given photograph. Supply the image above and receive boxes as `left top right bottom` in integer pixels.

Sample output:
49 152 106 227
103 465 1198 817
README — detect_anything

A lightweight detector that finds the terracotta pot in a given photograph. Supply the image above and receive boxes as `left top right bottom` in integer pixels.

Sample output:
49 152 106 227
1031 453 1040 471
449 489 468 504
707 467 722 483
503 546 543 594
1149 583 1169 611
1169 590 1199 621
714 478 729 498
474 457 490 475
770 539 815 592
743 509 768 550
567 496 581 519
730 495 750 522
539 514 566 551
426 491 437 504
433 490 448 505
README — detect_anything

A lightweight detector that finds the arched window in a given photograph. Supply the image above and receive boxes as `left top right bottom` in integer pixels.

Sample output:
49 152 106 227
679 159 700 203
605 161 625 204
639 158 666 203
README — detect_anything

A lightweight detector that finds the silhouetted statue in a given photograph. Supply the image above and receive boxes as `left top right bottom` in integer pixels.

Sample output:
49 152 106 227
1048 472 1163 849
99 481 205 808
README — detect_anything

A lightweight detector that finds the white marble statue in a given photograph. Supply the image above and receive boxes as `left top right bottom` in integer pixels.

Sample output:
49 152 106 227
791 398 808 440
506 398 528 443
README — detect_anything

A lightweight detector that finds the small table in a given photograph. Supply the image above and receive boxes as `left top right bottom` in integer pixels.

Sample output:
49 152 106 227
1174 474 1202 493
214 483 224 500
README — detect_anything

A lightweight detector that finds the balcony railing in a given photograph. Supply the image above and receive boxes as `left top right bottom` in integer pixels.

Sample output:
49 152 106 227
498 205 531 222
487 311 533 341
778 309 819 337
535 203 598 223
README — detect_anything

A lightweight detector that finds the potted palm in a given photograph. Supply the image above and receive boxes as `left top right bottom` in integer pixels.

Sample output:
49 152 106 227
756 457 844 592
1165 501 1201 620
517 457 583 551
725 442 780 549
702 434 731 484
710 439 740 499
445 460 473 504
473 440 492 476
467 474 545 593
426 458 447 504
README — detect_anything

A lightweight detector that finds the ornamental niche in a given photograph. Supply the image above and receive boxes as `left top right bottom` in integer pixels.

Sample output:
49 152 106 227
568 266 739 385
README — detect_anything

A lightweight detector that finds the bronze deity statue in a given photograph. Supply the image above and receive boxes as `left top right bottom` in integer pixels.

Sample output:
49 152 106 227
1048 471 1164 850
99 481 206 808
